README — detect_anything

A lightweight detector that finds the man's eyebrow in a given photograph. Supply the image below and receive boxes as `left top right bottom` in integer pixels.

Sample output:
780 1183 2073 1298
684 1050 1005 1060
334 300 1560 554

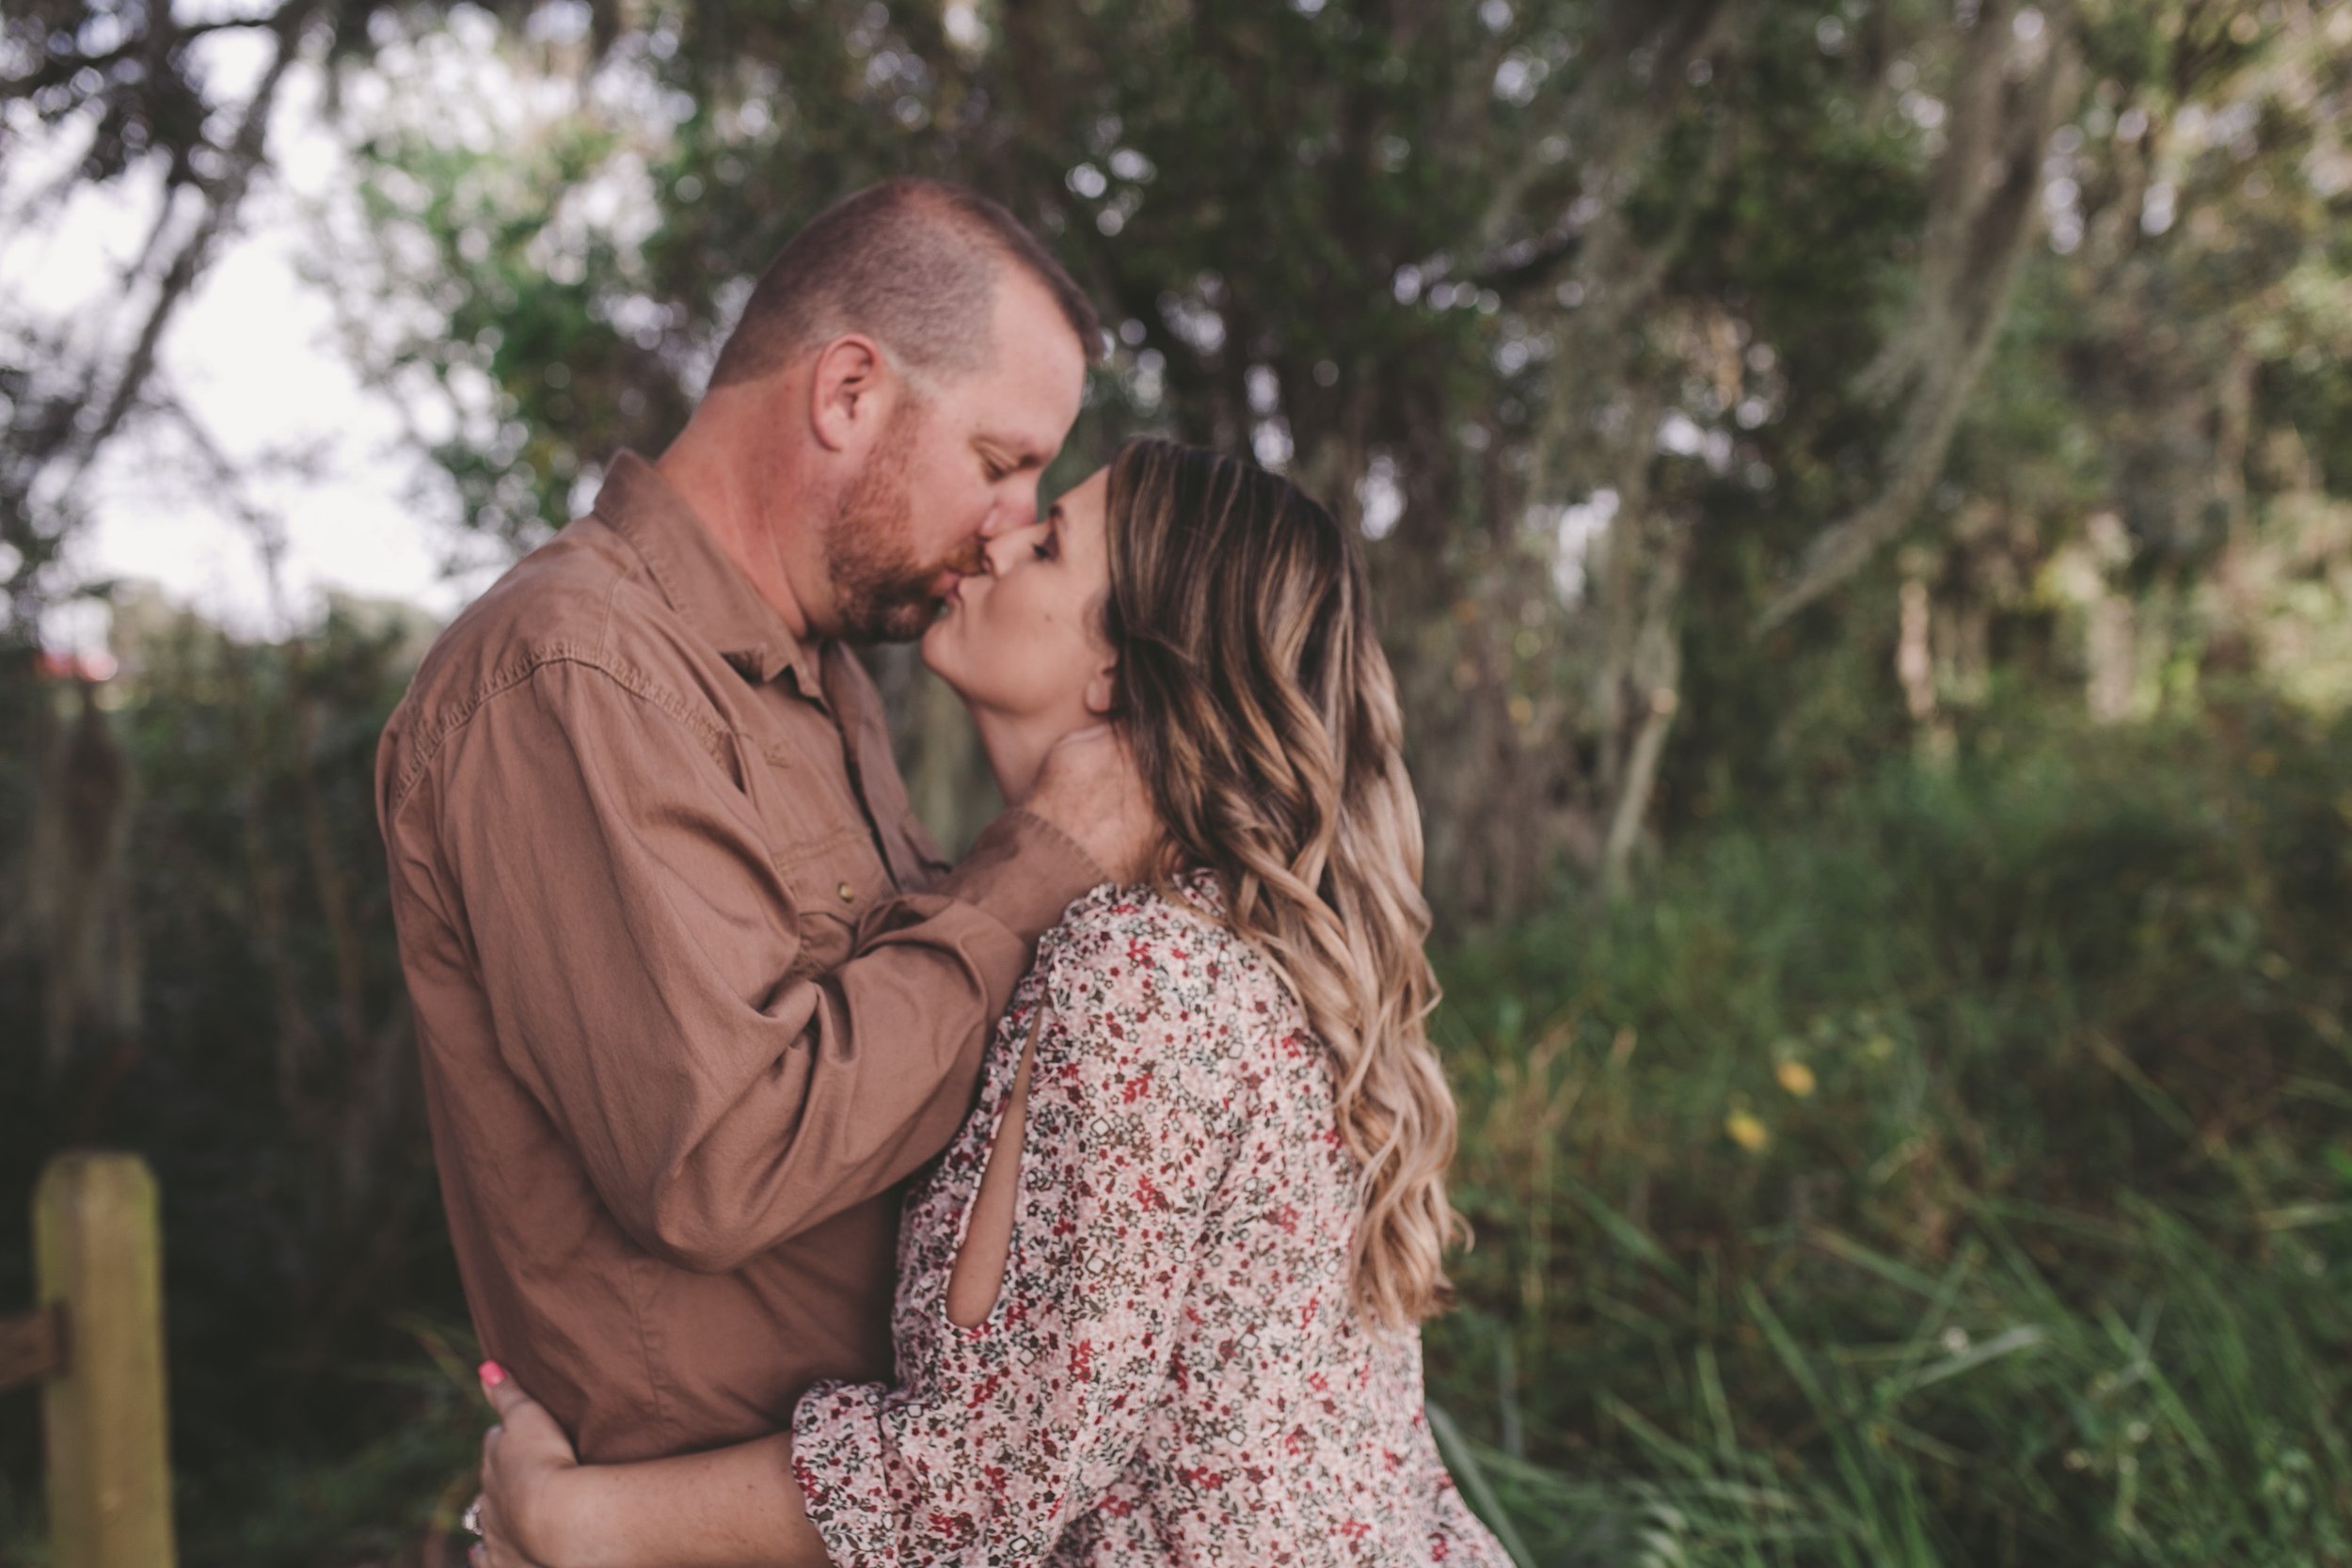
974 433 1051 467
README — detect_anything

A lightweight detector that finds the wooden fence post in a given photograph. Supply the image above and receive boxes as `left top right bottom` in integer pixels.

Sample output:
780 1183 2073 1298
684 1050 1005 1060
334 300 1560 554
34 1151 178 1568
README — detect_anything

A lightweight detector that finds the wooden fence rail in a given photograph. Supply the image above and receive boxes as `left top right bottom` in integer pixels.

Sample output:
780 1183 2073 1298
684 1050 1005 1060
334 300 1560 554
0 1151 179 1568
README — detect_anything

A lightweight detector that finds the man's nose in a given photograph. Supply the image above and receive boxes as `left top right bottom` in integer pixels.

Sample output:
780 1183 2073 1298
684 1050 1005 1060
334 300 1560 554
978 481 1041 540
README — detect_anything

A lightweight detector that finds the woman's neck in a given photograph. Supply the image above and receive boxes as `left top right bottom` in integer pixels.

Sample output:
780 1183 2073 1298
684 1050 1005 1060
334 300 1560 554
968 709 1065 808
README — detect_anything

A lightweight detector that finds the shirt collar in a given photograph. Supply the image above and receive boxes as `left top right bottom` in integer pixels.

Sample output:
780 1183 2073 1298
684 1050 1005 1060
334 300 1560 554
589 450 826 696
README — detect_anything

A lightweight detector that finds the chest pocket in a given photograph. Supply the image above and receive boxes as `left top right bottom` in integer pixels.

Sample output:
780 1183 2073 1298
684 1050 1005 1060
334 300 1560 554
774 825 896 981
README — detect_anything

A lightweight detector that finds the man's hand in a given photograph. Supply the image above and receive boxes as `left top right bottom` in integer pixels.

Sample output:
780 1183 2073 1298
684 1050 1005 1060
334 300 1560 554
1025 725 1160 886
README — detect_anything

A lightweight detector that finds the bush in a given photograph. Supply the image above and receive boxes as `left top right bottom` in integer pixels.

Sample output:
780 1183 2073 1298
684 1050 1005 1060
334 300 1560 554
1426 702 2352 1566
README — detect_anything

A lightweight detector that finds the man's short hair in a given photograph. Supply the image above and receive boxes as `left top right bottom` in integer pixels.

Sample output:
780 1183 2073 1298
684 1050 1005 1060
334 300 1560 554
707 178 1104 391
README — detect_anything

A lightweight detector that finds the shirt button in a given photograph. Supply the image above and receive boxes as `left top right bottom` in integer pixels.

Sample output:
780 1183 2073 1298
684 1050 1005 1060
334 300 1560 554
837 881 855 902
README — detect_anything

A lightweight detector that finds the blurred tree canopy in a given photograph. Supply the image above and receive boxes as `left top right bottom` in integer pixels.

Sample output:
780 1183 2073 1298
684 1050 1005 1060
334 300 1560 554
6 0 2349 918
324 0 2352 918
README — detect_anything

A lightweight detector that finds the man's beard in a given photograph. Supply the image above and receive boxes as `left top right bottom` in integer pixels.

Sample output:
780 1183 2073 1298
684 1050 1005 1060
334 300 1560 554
823 401 978 643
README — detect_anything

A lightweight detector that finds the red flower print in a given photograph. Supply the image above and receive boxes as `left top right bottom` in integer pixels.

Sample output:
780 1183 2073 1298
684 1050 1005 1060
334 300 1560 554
788 878 1510 1568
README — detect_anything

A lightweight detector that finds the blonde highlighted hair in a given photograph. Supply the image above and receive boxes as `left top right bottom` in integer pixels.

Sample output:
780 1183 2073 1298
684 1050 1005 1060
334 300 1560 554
1103 437 1468 1329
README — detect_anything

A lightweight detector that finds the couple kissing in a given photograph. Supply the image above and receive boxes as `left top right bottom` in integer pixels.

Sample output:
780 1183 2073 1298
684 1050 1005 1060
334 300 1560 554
376 177 1509 1568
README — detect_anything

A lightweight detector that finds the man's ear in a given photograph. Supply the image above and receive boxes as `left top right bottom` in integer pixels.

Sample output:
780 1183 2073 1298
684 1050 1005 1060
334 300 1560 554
1083 657 1119 719
808 335 887 453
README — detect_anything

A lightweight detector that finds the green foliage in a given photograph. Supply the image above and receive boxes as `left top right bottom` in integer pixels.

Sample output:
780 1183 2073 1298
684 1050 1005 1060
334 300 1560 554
0 610 471 1567
1426 699 2352 1564
173 1332 485 1568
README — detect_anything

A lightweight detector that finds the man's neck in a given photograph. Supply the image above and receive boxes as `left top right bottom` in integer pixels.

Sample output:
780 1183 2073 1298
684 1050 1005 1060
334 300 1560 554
655 407 816 643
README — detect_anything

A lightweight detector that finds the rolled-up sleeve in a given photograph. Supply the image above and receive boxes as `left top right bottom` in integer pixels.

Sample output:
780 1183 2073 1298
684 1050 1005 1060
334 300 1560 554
414 657 1101 1272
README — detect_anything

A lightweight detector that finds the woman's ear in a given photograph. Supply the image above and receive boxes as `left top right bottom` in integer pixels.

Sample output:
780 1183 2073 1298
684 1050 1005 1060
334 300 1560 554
1083 657 1119 719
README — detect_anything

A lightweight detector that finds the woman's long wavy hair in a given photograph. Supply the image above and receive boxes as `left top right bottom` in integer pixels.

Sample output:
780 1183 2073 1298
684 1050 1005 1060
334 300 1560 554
1102 437 1469 1329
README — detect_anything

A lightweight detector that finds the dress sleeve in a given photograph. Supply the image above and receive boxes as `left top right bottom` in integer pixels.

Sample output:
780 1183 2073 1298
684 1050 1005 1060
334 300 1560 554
791 903 1254 1567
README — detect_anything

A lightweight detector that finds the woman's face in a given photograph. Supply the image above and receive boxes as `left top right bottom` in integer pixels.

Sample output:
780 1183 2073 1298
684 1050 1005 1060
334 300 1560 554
921 466 1117 730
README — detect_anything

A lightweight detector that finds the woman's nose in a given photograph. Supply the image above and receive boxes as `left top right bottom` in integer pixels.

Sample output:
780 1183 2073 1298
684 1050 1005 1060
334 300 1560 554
981 530 1026 577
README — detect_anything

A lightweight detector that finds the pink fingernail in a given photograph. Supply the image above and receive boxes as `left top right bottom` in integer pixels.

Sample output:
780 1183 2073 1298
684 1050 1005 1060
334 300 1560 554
478 1360 508 1388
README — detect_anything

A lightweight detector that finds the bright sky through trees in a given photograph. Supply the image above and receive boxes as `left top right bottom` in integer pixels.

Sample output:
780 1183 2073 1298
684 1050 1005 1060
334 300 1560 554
2 37 480 652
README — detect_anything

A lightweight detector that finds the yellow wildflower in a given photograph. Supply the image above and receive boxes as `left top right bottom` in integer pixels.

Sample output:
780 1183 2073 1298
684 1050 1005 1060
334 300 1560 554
1724 1109 1770 1152
1775 1059 1818 1098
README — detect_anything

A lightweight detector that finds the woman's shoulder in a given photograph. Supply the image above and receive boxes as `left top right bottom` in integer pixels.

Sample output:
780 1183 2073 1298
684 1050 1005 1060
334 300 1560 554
1034 873 1289 1066
1044 872 1260 978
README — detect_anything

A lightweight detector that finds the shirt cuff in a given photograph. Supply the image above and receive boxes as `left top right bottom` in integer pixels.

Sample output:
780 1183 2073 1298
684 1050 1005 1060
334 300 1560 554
933 809 1107 945
791 1380 904 1568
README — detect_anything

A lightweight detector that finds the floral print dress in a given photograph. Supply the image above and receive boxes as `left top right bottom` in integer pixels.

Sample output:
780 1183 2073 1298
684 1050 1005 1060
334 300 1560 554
791 877 1512 1567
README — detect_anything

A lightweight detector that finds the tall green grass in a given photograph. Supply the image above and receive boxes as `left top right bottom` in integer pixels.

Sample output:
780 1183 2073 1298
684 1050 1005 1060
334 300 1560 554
1426 703 2352 1566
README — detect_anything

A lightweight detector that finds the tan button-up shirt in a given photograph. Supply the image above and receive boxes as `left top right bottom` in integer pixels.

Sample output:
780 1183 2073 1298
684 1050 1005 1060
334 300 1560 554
375 451 1100 1462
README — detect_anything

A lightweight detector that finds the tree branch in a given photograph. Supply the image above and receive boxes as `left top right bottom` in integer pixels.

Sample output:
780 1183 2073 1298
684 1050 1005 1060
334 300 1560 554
0 12 286 101
1754 4 2077 634
61 2 315 484
1468 0 1735 287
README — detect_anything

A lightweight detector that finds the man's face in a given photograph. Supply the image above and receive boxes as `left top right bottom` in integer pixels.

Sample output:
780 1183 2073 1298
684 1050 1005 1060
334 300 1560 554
820 273 1089 643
